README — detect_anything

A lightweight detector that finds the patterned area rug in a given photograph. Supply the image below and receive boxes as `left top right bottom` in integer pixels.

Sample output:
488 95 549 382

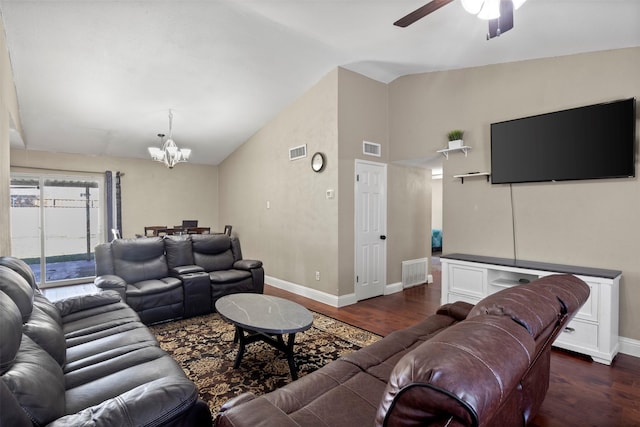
150 312 381 415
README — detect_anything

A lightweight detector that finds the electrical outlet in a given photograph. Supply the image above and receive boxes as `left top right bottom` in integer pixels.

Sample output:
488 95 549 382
315 271 320 281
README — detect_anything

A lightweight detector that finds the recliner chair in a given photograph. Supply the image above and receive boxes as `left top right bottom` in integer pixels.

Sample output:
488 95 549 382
95 237 184 324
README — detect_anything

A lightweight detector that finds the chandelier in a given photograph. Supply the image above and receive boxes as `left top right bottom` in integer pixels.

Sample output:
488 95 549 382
461 0 527 20
148 110 192 169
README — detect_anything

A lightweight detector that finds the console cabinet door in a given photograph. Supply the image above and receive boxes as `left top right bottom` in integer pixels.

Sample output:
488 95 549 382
448 264 486 300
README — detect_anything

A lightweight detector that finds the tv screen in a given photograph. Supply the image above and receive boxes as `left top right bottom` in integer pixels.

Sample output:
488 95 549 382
491 98 636 184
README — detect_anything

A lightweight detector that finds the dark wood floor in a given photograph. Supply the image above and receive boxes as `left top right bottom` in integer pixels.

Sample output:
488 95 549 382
265 262 640 427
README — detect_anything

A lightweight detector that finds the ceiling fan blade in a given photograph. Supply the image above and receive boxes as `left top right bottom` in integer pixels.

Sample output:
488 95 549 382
394 0 456 27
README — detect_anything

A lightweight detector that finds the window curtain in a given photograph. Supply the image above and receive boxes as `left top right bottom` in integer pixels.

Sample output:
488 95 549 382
105 171 123 240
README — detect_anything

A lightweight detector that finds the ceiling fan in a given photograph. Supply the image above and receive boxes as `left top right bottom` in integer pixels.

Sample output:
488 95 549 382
394 0 524 39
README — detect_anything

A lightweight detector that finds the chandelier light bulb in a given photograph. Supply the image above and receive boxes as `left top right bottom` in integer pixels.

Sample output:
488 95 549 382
147 110 192 169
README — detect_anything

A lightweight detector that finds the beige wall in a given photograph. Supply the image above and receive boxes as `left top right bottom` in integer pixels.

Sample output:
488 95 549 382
10 149 219 240
387 164 431 281
219 69 340 294
1 17 23 255
432 178 443 230
219 67 432 298
338 69 387 293
389 47 640 340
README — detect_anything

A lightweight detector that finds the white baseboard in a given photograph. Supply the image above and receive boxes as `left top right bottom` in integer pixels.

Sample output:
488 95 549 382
265 275 356 308
619 336 640 358
385 282 403 295
266 276 406 307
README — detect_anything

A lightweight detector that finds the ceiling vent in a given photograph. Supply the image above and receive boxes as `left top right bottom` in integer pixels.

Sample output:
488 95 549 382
363 141 381 157
289 144 307 161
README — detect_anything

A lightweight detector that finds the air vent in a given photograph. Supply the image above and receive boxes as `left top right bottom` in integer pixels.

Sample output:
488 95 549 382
289 144 307 160
363 141 381 157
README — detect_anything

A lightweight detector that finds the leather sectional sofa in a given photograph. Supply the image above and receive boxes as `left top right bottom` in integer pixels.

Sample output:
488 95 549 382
0 256 212 426
95 234 264 324
216 274 590 427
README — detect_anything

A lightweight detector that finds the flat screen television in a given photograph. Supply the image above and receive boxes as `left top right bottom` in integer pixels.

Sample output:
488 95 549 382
490 98 636 184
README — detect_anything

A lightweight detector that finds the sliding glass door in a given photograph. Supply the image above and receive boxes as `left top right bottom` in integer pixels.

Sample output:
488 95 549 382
10 173 105 288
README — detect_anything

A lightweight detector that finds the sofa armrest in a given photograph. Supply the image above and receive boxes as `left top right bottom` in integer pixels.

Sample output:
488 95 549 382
94 274 127 300
233 259 263 270
47 377 208 427
95 274 127 290
170 264 206 276
54 291 123 316
216 393 300 427
436 301 474 321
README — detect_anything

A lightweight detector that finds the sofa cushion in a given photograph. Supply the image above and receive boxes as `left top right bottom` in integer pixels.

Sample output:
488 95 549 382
2 335 66 426
376 315 536 427
64 346 190 414
467 280 565 339
0 266 34 322
23 303 67 366
0 291 22 374
111 237 169 283
192 234 236 271
210 269 252 284
165 235 195 269
0 256 38 290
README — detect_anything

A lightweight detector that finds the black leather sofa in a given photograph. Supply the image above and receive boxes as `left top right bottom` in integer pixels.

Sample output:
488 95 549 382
0 256 212 426
95 234 264 324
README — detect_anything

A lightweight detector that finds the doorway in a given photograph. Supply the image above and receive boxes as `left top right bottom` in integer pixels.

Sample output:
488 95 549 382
354 160 387 301
10 173 105 287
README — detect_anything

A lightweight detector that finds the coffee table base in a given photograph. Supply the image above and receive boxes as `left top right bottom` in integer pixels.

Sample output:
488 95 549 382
233 325 301 380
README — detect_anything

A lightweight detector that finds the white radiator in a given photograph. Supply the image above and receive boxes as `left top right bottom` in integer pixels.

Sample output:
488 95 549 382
402 258 428 288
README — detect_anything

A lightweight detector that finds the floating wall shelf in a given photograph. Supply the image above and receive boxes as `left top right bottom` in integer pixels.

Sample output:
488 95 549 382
453 172 490 183
436 146 471 159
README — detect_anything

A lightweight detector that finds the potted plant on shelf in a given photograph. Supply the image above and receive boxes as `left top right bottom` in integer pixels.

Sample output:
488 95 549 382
447 130 464 149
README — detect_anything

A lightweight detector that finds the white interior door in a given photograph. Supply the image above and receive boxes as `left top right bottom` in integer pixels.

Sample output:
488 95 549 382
355 160 386 301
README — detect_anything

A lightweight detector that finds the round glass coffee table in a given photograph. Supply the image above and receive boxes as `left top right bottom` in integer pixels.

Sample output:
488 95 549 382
215 293 314 380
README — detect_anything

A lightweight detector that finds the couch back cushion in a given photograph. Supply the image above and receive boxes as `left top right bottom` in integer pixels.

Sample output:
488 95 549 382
0 256 38 290
95 242 115 276
192 234 235 271
0 266 34 322
467 274 589 340
376 315 536 427
165 235 195 269
0 291 66 425
111 237 169 283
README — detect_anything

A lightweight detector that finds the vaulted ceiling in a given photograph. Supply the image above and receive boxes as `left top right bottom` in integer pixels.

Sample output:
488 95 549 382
2 0 639 165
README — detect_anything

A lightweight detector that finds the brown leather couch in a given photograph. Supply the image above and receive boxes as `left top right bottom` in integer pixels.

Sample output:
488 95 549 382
215 274 590 427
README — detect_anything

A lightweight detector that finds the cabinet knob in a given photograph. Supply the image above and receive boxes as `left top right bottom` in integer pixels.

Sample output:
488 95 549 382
563 327 576 334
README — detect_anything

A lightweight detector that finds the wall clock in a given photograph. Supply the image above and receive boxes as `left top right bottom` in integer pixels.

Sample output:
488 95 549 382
311 152 326 172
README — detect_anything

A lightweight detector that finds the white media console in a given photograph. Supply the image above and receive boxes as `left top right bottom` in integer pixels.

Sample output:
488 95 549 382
440 254 621 365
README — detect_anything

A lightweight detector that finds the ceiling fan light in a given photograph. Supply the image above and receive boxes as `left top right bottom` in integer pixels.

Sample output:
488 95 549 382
461 0 484 15
512 0 527 10
477 0 501 20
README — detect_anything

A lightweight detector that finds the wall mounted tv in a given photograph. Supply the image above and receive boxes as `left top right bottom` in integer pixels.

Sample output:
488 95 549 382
491 98 636 184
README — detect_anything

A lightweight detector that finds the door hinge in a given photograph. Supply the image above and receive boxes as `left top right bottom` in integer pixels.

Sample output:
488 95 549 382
356 275 359 283
356 174 359 182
